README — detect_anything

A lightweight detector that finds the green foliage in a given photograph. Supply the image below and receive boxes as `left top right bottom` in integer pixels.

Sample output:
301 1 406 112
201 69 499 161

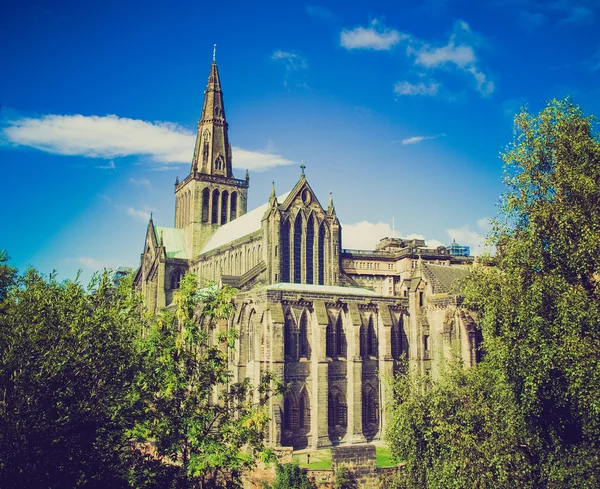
464 98 600 486
132 275 282 488
388 99 600 488
271 461 315 489
333 465 357 489
388 360 533 489
0 263 144 488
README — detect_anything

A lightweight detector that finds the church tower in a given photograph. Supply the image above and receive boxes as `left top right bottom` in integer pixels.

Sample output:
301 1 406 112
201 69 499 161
174 50 249 256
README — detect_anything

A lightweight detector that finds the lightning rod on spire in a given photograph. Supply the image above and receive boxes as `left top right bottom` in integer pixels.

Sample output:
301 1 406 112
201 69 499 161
213 44 217 62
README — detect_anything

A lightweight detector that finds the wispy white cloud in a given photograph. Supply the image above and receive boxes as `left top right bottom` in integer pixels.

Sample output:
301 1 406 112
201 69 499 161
76 257 106 270
400 134 444 145
445 217 493 256
2 113 294 171
127 206 151 222
306 5 336 20
271 50 309 89
394 80 440 96
340 19 405 51
411 20 494 96
342 221 444 251
95 160 116 170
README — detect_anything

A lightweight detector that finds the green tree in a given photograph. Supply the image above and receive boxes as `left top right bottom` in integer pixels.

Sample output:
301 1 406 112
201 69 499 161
0 263 144 488
271 461 315 489
463 98 600 487
132 274 281 488
387 360 534 489
388 99 600 488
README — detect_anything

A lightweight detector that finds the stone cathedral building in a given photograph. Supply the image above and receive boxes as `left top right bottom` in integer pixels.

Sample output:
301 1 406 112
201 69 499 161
134 58 479 450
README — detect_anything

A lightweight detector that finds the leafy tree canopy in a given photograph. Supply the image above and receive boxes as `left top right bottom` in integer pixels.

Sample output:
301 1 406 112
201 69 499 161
388 99 600 488
0 262 144 488
131 274 282 488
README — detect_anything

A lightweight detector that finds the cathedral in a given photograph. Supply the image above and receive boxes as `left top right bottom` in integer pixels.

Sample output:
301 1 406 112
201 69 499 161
134 57 479 450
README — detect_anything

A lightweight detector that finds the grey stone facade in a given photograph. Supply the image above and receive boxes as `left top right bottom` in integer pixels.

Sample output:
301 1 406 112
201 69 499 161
133 58 479 450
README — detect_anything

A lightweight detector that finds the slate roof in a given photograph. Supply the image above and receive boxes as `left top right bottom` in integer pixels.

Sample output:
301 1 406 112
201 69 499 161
201 191 291 254
422 263 471 294
154 227 190 259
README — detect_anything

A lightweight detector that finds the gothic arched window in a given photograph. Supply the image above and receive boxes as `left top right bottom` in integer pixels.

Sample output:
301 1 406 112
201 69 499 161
221 190 229 224
326 317 335 358
211 189 219 224
247 311 255 362
230 192 237 221
299 389 310 430
335 314 344 357
215 154 224 171
318 223 326 285
362 385 379 429
299 311 309 359
284 313 294 360
201 187 210 223
280 219 290 283
293 213 302 284
283 396 294 430
170 269 182 289
367 316 377 357
306 215 314 284
328 388 347 428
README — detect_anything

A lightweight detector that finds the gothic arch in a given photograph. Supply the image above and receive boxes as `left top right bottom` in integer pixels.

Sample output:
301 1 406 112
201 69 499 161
211 189 220 224
283 310 295 360
170 268 183 290
247 309 256 363
362 383 379 436
230 191 238 221
293 212 302 284
280 218 290 283
221 190 229 224
335 312 345 357
298 309 310 359
328 386 347 430
306 214 314 284
201 187 210 223
297 387 311 432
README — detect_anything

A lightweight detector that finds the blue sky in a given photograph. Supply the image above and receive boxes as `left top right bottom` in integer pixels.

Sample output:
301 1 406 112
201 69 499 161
1 0 599 282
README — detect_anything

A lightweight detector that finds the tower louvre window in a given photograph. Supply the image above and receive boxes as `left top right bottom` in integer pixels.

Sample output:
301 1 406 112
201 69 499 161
221 190 229 224
201 188 210 223
306 215 314 284
211 189 219 224
230 192 237 221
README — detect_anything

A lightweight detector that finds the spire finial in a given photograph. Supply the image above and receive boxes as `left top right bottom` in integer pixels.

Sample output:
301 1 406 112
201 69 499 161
213 44 217 63
270 181 276 199
150 211 153 221
300 161 306 175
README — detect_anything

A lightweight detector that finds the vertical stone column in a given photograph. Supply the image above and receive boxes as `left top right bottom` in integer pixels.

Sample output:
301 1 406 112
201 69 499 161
312 301 331 448
345 303 366 444
269 301 286 447
377 304 395 440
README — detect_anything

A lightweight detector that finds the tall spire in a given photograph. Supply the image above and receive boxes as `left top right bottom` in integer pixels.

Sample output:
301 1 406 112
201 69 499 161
190 50 231 177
